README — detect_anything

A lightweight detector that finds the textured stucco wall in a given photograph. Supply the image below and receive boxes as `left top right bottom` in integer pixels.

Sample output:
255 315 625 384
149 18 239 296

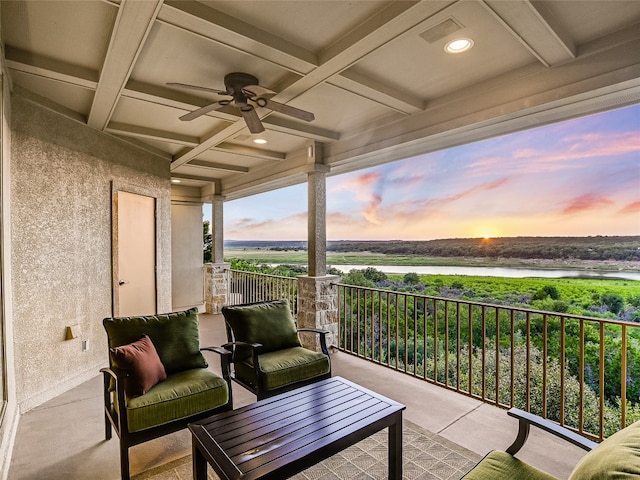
10 92 171 411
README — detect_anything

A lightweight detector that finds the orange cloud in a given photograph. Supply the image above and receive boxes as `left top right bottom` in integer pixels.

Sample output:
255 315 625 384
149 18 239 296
331 171 380 192
562 193 614 214
362 194 383 224
619 201 640 215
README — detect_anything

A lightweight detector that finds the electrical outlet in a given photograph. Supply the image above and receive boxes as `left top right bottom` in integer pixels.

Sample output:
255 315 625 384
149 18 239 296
82 339 89 352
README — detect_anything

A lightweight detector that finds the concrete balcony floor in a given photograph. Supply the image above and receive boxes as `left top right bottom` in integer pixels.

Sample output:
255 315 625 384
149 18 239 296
8 314 588 479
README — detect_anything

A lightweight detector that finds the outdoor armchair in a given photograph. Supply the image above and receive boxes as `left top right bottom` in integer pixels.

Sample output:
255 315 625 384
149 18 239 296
221 299 331 400
101 308 232 480
462 407 640 479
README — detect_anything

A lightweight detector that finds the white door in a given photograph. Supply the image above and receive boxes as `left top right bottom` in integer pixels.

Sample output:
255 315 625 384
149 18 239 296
115 191 157 316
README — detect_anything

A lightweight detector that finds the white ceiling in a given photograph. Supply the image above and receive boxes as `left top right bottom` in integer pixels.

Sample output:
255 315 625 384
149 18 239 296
2 0 640 201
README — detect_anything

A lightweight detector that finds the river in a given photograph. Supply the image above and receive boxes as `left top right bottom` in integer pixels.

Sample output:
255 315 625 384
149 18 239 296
326 264 640 281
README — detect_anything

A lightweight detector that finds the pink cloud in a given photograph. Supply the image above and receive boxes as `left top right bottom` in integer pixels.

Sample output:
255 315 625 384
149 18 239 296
332 172 380 192
524 132 640 167
562 193 614 214
361 177 512 224
619 201 640 215
362 194 383 224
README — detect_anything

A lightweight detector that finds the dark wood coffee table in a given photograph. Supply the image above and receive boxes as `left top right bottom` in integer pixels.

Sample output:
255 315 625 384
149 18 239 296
188 376 405 480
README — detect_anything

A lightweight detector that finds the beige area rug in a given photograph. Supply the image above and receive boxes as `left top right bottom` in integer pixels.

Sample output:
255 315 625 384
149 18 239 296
132 420 481 480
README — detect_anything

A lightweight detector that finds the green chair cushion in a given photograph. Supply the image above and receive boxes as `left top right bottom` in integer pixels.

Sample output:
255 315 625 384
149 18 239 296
103 308 207 374
222 300 301 354
235 346 330 392
569 420 640 479
124 368 228 433
462 451 558 480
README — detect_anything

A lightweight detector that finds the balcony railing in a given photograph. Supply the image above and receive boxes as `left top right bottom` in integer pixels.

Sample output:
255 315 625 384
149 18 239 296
228 269 298 316
337 283 639 441
223 269 637 442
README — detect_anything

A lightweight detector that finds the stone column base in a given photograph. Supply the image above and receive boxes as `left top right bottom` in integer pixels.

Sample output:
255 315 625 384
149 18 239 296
204 263 230 314
296 275 340 351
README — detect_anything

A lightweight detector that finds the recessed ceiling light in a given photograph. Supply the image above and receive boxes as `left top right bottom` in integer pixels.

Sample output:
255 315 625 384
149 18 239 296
445 38 474 54
171 179 181 183
253 138 268 144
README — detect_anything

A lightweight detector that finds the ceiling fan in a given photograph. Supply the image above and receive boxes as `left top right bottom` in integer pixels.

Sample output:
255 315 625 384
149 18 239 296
168 72 315 134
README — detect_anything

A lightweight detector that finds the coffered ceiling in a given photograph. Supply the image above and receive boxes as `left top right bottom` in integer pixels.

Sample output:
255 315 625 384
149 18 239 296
2 0 640 200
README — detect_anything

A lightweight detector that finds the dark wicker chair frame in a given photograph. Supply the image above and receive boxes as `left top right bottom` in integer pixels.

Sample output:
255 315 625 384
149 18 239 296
223 323 331 400
100 346 233 480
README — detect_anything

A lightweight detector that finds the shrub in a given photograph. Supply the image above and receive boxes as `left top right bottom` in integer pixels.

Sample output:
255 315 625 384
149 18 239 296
403 272 420 285
601 292 625 315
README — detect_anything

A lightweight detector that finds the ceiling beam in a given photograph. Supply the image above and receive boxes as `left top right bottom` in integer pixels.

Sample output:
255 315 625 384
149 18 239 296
481 0 576 67
213 143 286 161
88 0 163 130
171 173 220 183
187 159 249 173
262 116 340 142
329 70 424 114
106 121 200 146
5 47 98 89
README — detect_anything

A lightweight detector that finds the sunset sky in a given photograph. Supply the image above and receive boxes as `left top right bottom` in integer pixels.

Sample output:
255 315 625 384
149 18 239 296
221 104 640 241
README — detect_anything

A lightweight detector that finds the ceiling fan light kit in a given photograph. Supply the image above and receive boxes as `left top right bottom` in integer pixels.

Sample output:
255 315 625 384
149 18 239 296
169 72 315 134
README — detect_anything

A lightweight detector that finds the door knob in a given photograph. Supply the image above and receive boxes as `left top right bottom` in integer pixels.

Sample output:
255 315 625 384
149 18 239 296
119 280 128 286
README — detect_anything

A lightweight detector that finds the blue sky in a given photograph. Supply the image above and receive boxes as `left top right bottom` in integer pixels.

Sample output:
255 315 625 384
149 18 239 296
221 104 640 241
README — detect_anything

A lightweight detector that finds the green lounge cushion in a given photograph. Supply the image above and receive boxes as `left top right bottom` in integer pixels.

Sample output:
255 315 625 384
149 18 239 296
110 334 167 397
235 346 330 391
104 308 207 374
124 368 229 433
462 451 558 480
222 300 301 354
569 420 640 479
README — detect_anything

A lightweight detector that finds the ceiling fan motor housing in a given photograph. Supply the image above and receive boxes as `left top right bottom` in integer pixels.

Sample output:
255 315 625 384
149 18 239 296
224 72 259 94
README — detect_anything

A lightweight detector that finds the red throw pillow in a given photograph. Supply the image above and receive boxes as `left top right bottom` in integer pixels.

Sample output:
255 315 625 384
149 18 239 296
110 334 167 397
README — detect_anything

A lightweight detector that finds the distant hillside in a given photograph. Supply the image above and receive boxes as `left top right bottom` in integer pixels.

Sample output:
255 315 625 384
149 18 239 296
225 236 640 261
327 236 640 261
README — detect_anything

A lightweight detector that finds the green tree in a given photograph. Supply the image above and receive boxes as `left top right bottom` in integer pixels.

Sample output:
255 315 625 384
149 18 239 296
340 271 375 287
203 221 212 263
362 267 388 283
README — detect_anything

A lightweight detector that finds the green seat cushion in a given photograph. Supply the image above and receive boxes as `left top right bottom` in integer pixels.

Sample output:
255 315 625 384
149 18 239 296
103 308 207 374
222 300 301 354
235 346 330 391
569 420 640 479
462 451 558 480
124 368 228 433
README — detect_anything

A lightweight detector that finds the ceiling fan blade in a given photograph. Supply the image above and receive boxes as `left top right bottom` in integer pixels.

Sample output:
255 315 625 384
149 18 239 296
257 98 315 122
242 84 276 97
167 82 229 95
179 102 226 121
241 107 265 133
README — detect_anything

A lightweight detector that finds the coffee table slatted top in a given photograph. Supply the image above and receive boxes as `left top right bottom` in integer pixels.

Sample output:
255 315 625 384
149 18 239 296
189 376 405 480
